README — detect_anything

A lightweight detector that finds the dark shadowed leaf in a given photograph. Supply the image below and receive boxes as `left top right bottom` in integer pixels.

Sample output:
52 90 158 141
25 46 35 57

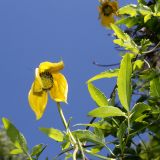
131 103 151 122
2 117 28 152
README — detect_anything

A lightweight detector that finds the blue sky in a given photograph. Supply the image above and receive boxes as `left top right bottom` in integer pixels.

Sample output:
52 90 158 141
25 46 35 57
0 0 136 159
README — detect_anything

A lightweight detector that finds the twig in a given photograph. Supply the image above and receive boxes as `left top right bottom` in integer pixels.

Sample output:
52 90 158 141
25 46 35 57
142 41 160 54
93 61 120 68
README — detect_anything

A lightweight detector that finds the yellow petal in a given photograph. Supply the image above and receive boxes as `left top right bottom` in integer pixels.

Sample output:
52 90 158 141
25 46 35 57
49 73 68 103
28 84 48 120
101 14 114 27
110 1 118 14
33 68 43 92
39 61 64 73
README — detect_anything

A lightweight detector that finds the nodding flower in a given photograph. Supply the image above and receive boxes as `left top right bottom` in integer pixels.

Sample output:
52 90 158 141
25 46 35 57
98 0 118 27
28 61 68 120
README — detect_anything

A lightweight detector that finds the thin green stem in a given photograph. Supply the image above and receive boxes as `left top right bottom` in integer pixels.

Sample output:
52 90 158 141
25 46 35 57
125 112 131 147
84 149 115 160
24 151 32 160
104 145 115 157
127 112 131 135
57 102 76 145
73 145 78 160
142 41 160 54
122 112 131 158
27 154 33 160
77 138 86 160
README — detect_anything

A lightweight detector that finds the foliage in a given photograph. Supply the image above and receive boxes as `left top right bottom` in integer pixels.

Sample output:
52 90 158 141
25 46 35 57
1 0 160 159
0 127 27 160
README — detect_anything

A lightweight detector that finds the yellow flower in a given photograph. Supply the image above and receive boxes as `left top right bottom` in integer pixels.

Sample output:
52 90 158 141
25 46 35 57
98 0 118 27
28 61 68 120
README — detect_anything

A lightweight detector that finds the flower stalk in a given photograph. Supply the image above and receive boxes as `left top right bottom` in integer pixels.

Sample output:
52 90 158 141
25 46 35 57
57 102 76 145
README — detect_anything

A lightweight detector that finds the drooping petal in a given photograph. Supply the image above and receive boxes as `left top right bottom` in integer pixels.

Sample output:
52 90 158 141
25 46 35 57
101 14 114 27
33 68 43 93
99 0 118 13
39 61 64 73
49 73 68 103
110 1 118 14
28 84 48 120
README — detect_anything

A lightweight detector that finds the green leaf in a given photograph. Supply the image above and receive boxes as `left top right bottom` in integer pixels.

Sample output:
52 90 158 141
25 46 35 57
130 122 148 137
155 12 160 16
116 17 138 28
72 130 105 146
65 153 73 160
140 39 152 52
154 2 160 13
111 24 139 53
91 146 103 154
39 127 64 142
150 77 160 97
118 4 137 16
138 4 152 16
61 141 70 150
88 83 108 107
131 103 151 122
111 23 127 40
87 69 119 83
135 114 148 122
138 0 147 5
117 120 127 152
85 150 113 160
10 148 23 155
139 69 158 80
2 117 21 149
76 120 112 130
117 54 132 111
144 14 152 23
17 133 28 152
94 128 104 141
133 60 144 70
2 117 28 152
88 106 126 118
113 38 139 53
30 144 43 157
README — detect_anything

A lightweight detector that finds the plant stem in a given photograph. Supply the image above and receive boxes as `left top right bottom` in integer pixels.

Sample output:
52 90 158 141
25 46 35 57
127 112 131 135
27 153 33 160
73 145 78 160
84 149 114 160
57 102 76 145
24 151 32 160
125 111 131 148
104 145 115 157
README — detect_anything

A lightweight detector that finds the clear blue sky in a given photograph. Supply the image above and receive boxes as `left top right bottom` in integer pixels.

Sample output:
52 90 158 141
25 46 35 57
0 0 136 159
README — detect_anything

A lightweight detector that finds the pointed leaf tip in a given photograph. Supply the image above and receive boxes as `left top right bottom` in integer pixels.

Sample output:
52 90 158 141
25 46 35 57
117 54 132 111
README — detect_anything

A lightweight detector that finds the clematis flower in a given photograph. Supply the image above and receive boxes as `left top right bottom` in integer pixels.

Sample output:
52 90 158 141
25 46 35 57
28 61 68 120
98 0 118 27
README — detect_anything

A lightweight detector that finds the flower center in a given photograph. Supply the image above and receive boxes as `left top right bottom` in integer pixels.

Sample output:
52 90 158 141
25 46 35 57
102 5 113 16
40 72 53 90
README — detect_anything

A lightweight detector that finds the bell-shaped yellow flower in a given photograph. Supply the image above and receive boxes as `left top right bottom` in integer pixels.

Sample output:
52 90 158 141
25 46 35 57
98 0 118 27
28 61 68 120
